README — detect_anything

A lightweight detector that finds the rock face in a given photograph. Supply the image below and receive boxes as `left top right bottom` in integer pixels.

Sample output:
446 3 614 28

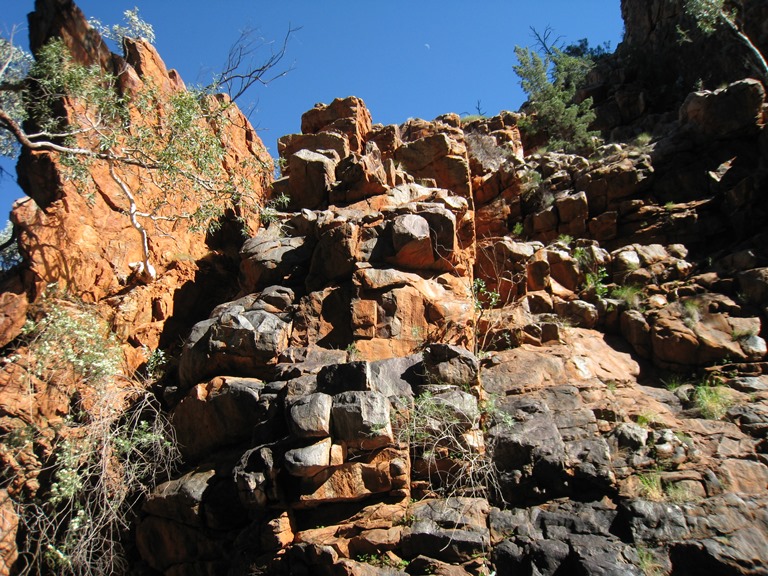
10 0 274 365
3 1 768 576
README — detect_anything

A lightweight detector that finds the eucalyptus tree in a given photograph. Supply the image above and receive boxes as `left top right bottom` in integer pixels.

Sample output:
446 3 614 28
0 9 291 282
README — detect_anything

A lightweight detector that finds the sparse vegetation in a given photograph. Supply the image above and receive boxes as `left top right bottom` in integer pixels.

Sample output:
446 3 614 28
356 553 409 571
6 294 179 576
634 132 654 148
731 326 758 342
638 471 665 501
635 545 665 576
584 267 609 297
662 373 690 391
402 391 503 502
694 378 732 419
610 285 643 310
681 298 703 329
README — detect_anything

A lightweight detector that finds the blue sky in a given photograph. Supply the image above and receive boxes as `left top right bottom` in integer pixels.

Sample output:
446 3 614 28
0 1 624 218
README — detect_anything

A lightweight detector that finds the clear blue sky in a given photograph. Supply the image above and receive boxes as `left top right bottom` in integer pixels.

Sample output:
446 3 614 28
0 0 624 219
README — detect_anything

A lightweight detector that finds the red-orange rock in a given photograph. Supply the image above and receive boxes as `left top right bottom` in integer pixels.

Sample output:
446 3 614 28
301 96 373 153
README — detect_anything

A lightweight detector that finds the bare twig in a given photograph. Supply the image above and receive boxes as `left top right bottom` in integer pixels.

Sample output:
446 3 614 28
212 25 298 103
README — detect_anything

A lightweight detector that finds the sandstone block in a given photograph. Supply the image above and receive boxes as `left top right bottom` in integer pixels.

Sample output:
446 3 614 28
171 377 264 460
287 149 337 210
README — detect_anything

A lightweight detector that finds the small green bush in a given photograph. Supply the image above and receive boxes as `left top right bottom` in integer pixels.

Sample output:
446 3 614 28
584 267 608 297
610 285 643 310
695 379 732 419
513 44 601 155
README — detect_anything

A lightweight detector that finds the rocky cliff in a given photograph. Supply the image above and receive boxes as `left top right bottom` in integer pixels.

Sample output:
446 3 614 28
2 1 768 576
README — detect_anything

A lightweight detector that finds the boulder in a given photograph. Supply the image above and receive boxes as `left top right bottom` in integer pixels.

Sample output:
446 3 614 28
171 377 265 460
331 391 394 450
287 393 333 438
240 233 314 292
679 79 766 141
179 307 292 388
284 438 333 477
301 96 373 153
286 149 338 210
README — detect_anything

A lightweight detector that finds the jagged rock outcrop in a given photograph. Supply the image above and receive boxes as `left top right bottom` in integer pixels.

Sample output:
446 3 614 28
133 78 768 574
9 0 273 363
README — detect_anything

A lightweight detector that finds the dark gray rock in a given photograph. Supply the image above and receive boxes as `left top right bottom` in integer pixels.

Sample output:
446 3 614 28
171 377 265 460
240 233 314 292
422 344 479 389
331 390 393 450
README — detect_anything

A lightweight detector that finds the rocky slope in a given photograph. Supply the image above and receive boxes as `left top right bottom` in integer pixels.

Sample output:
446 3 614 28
2 1 768 575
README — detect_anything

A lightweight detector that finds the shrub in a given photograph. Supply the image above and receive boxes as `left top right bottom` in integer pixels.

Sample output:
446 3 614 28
680 298 702 328
584 267 608 297
401 391 503 502
9 296 179 576
610 285 643 310
637 471 664 501
513 44 601 155
694 379 732 419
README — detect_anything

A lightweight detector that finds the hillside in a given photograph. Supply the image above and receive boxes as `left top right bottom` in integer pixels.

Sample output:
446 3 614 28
1 1 768 575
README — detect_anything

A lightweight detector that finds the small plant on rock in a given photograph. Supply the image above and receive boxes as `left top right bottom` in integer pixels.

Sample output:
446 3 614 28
610 285 643 310
635 545 665 576
637 471 665 501
694 377 732 419
403 392 503 502
584 267 609 297
680 298 702 329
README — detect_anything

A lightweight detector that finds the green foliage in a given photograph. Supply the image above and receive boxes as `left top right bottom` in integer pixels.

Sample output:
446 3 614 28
0 221 21 270
26 39 127 150
637 471 665 501
680 298 702 329
635 546 665 576
142 346 168 381
21 297 122 385
472 278 500 312
513 42 601 154
0 33 33 156
635 132 654 148
260 191 291 227
512 221 524 237
88 8 156 45
610 285 643 310
684 0 727 34
10 295 179 576
584 267 608 297
460 114 486 125
661 373 690 391
694 378 732 419
356 553 408 570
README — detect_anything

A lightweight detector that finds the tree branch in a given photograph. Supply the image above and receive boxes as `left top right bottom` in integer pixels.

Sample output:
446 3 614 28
212 25 298 103
108 163 156 283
